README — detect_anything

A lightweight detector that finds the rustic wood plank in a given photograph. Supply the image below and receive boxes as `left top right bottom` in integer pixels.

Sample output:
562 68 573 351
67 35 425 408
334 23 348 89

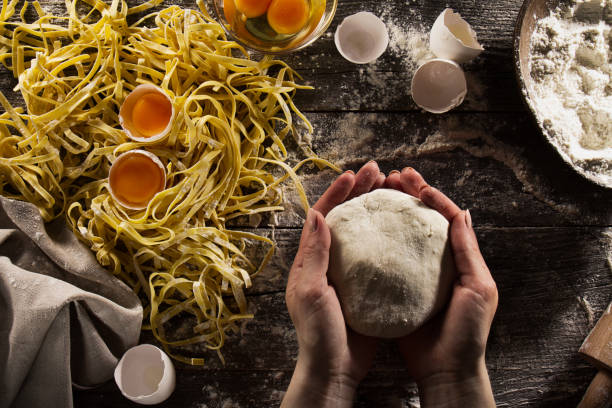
246 226 612 295
233 0 525 112
2 0 527 113
73 226 611 406
73 368 423 408
2 1 610 407
247 111 612 229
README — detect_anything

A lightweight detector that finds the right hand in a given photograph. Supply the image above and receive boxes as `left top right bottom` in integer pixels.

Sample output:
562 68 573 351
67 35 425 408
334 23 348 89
386 167 498 407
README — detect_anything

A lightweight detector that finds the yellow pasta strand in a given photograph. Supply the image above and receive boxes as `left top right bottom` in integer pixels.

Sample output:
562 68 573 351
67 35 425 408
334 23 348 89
0 0 340 365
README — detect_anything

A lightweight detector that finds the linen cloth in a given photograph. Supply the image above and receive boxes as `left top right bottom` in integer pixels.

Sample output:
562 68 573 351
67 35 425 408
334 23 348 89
0 197 143 408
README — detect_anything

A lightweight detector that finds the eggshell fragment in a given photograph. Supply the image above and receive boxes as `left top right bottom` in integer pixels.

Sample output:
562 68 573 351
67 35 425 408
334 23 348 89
411 59 467 114
114 344 176 405
430 8 484 63
334 12 389 64
119 84 175 143
108 150 167 210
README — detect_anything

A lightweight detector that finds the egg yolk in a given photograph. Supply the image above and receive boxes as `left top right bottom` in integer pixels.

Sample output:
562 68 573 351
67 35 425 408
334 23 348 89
131 92 172 138
110 154 165 208
235 0 273 18
267 0 310 35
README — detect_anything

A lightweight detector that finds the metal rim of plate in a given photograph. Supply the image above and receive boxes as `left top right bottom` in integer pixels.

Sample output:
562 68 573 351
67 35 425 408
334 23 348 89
513 0 612 189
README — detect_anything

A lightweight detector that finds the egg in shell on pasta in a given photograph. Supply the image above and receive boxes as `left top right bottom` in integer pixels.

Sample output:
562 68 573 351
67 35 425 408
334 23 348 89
108 150 167 210
119 84 175 143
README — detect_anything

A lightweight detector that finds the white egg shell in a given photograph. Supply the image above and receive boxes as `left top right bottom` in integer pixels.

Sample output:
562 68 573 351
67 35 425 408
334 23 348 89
430 8 484 63
334 12 389 64
108 150 167 211
119 84 175 143
411 59 467 114
114 344 176 405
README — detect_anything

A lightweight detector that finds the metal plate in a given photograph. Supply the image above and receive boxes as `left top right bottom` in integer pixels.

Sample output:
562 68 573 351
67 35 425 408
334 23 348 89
513 0 612 188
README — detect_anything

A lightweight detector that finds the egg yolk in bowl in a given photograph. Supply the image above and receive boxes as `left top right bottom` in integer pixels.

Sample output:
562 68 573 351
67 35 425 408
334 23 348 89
235 0 273 18
267 0 310 35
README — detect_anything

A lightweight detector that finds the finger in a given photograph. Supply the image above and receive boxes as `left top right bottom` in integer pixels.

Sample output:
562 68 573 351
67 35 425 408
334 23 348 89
348 161 380 199
450 210 493 285
291 209 331 289
420 186 462 221
399 167 428 197
312 171 356 217
372 172 386 190
291 208 317 271
384 170 401 190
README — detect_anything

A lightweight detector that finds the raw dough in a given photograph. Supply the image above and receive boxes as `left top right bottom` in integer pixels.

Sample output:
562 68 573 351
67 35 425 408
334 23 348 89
325 189 456 338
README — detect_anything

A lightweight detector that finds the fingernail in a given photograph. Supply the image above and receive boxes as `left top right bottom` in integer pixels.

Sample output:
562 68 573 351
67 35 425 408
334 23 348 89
402 167 414 173
367 160 376 165
389 170 400 175
307 209 319 232
379 172 385 177
465 209 472 229
344 170 355 175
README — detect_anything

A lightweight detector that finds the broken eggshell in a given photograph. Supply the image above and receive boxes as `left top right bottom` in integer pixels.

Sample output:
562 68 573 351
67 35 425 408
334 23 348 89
108 149 167 211
411 59 467 114
114 344 176 405
334 12 389 64
119 84 175 143
430 8 484 63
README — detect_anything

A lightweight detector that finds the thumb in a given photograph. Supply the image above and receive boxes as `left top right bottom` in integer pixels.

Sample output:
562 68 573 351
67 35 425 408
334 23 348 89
298 208 331 287
450 210 491 284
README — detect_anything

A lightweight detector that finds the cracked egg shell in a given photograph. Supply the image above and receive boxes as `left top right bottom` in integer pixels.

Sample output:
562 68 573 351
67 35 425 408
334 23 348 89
411 59 467 114
114 344 176 405
334 12 389 64
108 150 166 211
119 84 175 143
430 8 484 63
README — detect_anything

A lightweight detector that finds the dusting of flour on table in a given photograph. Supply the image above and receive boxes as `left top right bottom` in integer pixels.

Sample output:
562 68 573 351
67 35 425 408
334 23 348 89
528 0 612 186
350 6 433 108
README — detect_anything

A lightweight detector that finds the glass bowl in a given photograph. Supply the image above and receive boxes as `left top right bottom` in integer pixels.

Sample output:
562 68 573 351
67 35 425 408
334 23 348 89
209 0 337 54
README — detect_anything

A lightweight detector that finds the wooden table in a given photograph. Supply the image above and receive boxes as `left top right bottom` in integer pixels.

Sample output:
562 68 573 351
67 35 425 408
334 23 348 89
7 0 608 406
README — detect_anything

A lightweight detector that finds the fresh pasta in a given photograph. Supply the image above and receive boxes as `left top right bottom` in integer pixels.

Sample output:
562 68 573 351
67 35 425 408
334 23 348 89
0 0 338 365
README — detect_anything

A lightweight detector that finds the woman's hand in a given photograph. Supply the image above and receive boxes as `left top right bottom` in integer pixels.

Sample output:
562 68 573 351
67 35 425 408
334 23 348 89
388 168 498 408
282 161 384 408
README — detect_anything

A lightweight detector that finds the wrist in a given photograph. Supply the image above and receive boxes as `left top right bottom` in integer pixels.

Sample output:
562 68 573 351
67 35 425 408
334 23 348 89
281 354 358 408
416 360 495 408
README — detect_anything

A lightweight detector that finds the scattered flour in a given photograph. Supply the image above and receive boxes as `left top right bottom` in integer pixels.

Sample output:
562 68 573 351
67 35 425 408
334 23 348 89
350 6 434 108
316 112 586 219
528 0 612 186
577 295 596 327
385 18 434 71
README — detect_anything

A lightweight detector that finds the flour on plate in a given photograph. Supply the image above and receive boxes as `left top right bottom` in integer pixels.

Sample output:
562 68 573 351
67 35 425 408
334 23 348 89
528 0 611 186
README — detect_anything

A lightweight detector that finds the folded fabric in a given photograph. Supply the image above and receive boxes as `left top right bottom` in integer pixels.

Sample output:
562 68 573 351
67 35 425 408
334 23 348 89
0 197 143 408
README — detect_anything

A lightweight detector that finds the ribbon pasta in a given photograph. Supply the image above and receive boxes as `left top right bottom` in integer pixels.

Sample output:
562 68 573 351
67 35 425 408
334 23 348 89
0 0 338 365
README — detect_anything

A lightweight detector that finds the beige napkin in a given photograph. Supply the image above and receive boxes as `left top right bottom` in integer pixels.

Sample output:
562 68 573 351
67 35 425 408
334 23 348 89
0 197 142 408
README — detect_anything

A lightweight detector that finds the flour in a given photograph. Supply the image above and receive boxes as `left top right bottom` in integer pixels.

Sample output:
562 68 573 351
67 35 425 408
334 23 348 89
528 0 612 186
385 19 434 72
349 6 434 108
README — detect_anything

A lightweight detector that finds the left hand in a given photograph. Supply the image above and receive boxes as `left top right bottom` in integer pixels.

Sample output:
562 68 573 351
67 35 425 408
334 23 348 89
282 161 385 408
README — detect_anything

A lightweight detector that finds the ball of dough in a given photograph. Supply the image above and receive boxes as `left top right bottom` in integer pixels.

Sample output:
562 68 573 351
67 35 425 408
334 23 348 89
325 189 456 338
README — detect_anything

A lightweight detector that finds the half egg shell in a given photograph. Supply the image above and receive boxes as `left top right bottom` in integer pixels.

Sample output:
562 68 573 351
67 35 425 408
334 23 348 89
114 344 176 405
334 12 389 64
411 59 467 114
108 150 167 210
119 84 175 143
430 8 484 63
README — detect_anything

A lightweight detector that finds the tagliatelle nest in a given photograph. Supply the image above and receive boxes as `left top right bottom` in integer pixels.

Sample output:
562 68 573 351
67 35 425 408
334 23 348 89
0 0 337 364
